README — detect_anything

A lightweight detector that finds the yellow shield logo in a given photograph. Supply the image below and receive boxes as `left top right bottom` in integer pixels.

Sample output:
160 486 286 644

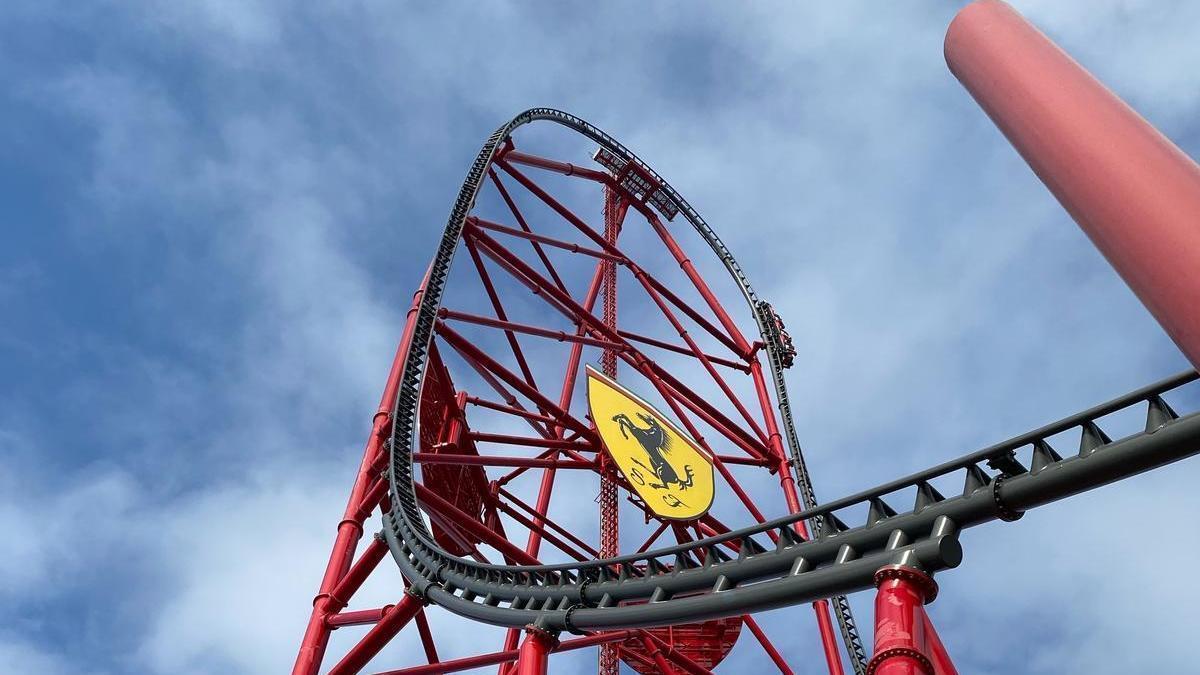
586 365 715 520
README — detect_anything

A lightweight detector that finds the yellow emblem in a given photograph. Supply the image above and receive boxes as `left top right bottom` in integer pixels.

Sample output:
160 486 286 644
586 365 715 520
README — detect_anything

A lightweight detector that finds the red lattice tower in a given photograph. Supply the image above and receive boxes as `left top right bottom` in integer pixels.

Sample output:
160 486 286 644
288 3 1200 674
597 185 624 675
291 114 860 675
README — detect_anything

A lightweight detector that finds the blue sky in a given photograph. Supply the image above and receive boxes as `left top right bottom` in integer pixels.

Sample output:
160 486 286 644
4 1 1200 674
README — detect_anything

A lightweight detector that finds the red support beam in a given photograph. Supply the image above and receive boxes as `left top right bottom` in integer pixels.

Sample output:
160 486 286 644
441 307 625 350
743 614 795 675
413 452 595 470
947 0 1200 370
640 630 716 675
639 635 680 675
327 535 389 613
497 487 600 558
471 216 624 263
414 483 543 566
467 226 769 460
618 328 750 373
328 606 391 629
464 238 541 394
466 396 561 426
628 265 769 443
372 631 633 675
488 167 571 295
467 432 593 450
414 609 440 666
327 592 424 675
498 158 747 358
293 282 427 675
436 321 591 436
503 149 613 183
645 213 753 354
490 498 595 562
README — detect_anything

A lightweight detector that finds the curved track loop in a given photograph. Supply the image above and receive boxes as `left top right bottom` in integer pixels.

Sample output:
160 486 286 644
384 109 1200 641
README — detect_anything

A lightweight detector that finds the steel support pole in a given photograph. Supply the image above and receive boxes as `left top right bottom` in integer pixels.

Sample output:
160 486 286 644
866 566 956 675
947 0 1200 370
515 627 558 675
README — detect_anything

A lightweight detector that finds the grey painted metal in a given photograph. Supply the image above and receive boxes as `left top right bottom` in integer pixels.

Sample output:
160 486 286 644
381 110 1200 659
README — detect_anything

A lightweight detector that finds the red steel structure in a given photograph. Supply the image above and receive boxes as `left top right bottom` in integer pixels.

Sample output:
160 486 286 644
293 2 1200 673
291 108 854 674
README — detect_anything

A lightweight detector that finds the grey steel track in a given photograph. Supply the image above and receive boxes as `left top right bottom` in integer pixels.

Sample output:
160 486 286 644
383 109 1200 668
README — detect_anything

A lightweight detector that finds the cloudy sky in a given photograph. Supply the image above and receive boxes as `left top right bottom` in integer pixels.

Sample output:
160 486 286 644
4 1 1200 674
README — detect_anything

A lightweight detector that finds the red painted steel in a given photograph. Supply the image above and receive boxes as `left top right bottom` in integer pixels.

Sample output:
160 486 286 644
293 282 427 675
919 610 957 675
516 628 558 675
644 214 753 355
467 226 770 459
947 0 1200 370
638 635 680 675
413 453 595 470
743 614 795 675
866 566 956 675
328 536 389 612
415 483 543 566
471 217 624 263
327 606 391 628
504 149 614 184
295 127 864 673
622 619 741 674
617 328 750 372
488 168 571 295
644 187 847 675
327 593 424 675
598 185 626 675
374 632 633 675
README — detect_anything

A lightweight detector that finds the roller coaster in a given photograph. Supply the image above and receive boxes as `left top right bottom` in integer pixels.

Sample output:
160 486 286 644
293 3 1200 674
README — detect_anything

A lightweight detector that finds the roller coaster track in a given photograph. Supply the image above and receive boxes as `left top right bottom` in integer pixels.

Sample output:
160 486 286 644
383 109 1200 665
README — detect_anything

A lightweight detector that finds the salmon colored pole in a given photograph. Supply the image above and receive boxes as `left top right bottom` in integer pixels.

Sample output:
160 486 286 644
946 0 1200 370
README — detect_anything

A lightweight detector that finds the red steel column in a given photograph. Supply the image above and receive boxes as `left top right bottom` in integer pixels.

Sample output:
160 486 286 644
293 281 427 675
866 566 958 675
946 0 1200 370
515 626 558 675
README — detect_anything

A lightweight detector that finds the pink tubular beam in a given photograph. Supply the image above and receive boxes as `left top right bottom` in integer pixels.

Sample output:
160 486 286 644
947 0 1200 370
374 631 633 675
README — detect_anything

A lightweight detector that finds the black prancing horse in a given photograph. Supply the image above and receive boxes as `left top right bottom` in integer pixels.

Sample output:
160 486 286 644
612 413 695 491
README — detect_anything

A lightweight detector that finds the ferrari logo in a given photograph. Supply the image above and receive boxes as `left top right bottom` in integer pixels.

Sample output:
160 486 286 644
586 366 714 520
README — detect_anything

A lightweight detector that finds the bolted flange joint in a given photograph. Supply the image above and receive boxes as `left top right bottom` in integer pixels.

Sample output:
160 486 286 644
874 564 938 604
